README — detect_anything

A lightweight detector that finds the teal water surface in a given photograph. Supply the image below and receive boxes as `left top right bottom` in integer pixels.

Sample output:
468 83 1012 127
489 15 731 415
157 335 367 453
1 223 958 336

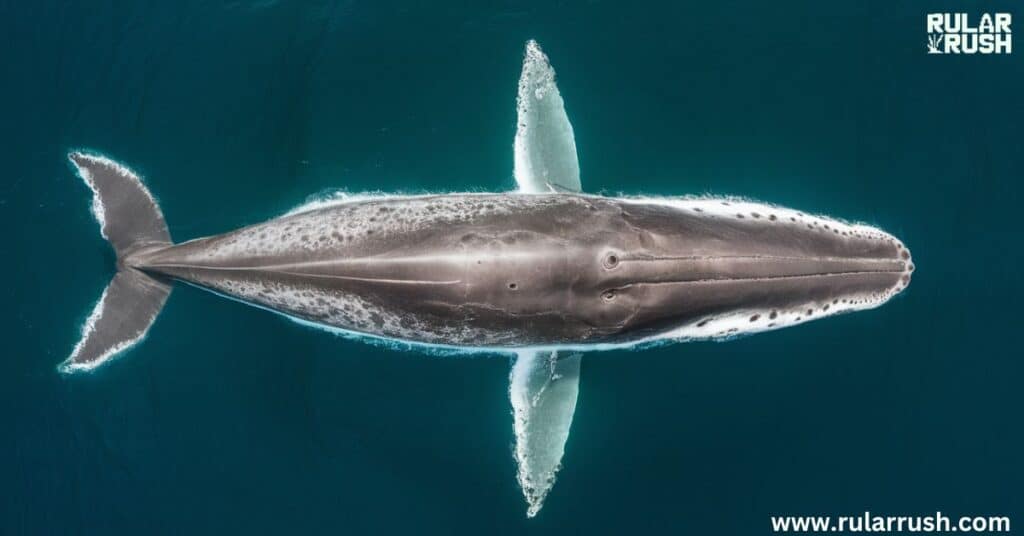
2 1 1021 534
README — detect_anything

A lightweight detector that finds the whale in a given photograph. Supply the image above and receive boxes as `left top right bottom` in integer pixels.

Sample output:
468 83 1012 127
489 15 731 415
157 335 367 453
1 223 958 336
62 40 913 517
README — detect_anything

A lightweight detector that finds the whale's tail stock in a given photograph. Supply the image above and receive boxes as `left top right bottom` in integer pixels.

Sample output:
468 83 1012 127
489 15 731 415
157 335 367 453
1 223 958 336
60 152 172 373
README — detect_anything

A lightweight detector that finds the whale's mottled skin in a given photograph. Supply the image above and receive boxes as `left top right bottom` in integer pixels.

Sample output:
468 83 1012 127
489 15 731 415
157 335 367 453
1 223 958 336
61 40 914 518
130 193 912 349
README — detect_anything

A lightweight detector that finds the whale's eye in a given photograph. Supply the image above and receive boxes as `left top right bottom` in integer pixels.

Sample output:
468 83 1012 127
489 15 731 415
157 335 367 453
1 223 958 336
601 289 617 301
603 253 619 269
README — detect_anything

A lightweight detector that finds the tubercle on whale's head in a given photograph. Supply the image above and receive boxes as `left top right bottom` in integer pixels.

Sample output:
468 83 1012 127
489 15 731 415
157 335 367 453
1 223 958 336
894 239 915 294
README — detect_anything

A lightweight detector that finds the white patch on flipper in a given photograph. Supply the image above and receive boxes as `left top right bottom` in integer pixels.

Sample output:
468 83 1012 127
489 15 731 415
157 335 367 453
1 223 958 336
514 40 581 194
510 350 581 517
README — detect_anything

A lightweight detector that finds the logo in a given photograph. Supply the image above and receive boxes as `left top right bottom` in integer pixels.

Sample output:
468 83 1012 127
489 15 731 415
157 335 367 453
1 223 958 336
927 13 1012 54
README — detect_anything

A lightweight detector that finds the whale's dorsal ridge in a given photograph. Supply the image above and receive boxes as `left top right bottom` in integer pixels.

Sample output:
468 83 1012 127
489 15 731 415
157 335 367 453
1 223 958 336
514 40 581 194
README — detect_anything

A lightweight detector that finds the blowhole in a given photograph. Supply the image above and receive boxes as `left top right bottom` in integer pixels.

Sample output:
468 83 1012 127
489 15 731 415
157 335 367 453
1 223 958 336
603 253 620 269
508 283 518 290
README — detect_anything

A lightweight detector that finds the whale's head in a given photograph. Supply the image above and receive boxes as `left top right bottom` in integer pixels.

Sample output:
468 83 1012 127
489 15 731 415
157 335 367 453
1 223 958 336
586 197 913 343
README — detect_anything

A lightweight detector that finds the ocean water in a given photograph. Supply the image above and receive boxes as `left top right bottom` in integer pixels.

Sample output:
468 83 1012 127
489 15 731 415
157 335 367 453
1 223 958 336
2 1 1021 533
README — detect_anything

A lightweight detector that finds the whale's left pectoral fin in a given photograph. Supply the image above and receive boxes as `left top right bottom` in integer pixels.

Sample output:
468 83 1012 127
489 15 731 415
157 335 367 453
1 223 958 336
509 350 582 517
513 40 581 194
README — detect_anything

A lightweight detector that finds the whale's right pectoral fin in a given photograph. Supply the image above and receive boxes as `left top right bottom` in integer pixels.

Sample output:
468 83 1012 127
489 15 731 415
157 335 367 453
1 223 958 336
513 40 581 194
509 350 582 517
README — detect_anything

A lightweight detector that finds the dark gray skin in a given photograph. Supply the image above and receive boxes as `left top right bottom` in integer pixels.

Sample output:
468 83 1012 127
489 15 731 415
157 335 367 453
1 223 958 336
126 193 912 349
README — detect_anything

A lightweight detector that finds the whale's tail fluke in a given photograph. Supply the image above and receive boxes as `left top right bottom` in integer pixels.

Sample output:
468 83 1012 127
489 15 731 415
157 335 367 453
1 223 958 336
60 152 172 373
